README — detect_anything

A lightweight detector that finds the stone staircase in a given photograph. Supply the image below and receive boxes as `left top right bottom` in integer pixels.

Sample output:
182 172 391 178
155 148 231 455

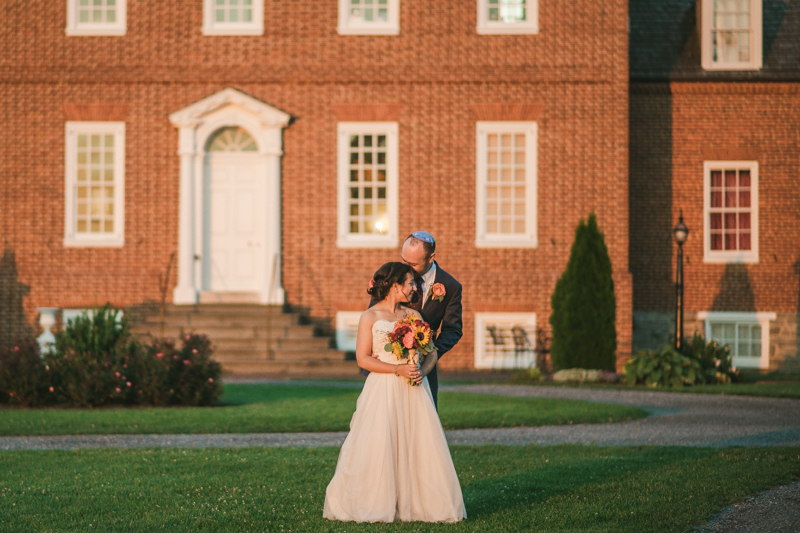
129 303 359 377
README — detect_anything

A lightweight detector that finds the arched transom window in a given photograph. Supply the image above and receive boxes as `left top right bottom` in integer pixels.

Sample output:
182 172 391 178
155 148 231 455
207 127 258 152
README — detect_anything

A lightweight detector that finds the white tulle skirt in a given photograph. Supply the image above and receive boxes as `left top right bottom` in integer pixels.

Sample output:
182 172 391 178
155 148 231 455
323 372 466 523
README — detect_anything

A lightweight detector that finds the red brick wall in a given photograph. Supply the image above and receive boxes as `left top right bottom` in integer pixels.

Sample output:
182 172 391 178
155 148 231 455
0 1 632 368
630 82 800 316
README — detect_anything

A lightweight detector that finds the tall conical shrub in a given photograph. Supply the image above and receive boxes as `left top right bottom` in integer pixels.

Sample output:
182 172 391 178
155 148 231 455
549 213 617 371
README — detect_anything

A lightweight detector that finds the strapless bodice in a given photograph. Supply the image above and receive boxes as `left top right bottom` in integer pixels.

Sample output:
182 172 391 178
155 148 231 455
371 319 401 364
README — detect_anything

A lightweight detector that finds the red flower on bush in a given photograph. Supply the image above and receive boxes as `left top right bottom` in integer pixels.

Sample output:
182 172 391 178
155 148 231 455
183 360 189 365
49 387 54 392
126 382 131 387
156 352 163 358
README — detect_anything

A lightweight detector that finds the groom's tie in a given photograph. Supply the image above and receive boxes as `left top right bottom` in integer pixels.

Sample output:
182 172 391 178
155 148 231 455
408 277 425 312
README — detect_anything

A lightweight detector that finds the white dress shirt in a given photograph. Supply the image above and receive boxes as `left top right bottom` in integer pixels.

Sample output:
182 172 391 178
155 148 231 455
420 262 437 308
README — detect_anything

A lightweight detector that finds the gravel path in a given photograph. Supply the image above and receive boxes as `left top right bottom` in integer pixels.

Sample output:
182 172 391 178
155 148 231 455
693 481 800 533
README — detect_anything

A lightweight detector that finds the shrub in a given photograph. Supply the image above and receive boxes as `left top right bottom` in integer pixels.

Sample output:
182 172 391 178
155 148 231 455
510 367 542 384
623 345 702 387
0 339 47 406
682 333 743 384
0 303 223 408
549 213 617 371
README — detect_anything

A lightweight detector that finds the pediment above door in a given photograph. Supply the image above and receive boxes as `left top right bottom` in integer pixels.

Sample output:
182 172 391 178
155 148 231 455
169 88 291 130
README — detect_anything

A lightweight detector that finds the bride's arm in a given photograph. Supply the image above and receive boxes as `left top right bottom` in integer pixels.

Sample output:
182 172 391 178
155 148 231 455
355 313 420 381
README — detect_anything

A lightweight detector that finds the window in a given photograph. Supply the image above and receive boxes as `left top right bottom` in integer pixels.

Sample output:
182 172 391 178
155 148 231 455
66 0 127 36
337 122 398 248
475 122 537 248
477 0 538 34
203 0 264 36
698 311 775 369
701 0 762 70
338 0 400 35
64 122 125 247
207 127 258 152
704 161 758 263
474 313 537 369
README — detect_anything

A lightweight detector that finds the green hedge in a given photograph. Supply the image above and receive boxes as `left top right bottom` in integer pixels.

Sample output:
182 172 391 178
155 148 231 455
0 304 221 407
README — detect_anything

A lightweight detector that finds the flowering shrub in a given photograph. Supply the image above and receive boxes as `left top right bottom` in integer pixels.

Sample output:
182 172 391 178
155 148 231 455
0 304 222 408
683 333 743 384
623 345 702 387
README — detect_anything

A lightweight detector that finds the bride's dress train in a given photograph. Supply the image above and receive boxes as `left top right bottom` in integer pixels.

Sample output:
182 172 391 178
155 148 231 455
323 319 466 523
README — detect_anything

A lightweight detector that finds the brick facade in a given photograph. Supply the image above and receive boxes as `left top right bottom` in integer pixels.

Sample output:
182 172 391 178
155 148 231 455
3 0 628 369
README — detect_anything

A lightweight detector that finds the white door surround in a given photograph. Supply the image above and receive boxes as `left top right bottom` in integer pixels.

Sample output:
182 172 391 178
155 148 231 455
169 88 291 305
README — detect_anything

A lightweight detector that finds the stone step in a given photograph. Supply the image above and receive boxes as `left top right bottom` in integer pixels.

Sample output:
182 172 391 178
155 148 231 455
220 360 360 377
212 337 332 351
163 303 287 316
131 324 317 340
141 313 300 328
213 349 347 363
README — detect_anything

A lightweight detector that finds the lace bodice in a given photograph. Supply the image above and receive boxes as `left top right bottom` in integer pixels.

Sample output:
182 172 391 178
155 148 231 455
371 319 401 364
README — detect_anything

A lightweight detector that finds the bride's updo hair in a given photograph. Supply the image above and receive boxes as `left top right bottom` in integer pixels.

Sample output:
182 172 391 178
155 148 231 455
367 262 415 301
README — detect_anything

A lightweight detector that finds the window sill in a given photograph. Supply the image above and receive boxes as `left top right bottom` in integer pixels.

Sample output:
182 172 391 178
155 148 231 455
337 25 400 35
336 236 398 249
64 237 125 248
702 62 762 71
202 25 265 36
475 237 538 249
66 26 127 36
703 251 759 264
477 24 539 35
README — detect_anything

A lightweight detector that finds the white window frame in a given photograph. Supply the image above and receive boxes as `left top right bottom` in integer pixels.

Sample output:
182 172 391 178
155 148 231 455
703 161 759 264
202 0 264 36
698 311 775 369
64 122 126 248
335 311 363 352
701 0 762 71
475 121 538 248
338 0 400 35
66 0 127 36
336 122 399 249
477 0 539 35
474 312 537 369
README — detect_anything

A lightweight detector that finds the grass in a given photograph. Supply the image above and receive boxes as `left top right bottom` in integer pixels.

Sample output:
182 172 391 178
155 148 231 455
515 380 800 399
0 445 798 532
0 384 647 437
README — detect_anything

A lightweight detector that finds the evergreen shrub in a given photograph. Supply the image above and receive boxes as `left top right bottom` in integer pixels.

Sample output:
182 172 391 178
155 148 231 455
0 339 47 406
549 213 617 371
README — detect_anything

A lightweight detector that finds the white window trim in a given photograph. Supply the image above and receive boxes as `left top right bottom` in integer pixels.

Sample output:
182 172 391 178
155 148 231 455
335 311 363 352
336 122 399 249
701 0 762 71
202 0 264 36
474 312 537 369
476 0 539 35
703 161 759 264
64 121 126 248
475 121 538 248
338 0 400 35
698 311 775 369
66 0 127 36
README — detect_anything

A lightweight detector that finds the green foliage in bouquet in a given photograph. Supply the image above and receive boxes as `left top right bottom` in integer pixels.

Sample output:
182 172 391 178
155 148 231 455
550 213 617 372
0 339 47 406
623 345 702 388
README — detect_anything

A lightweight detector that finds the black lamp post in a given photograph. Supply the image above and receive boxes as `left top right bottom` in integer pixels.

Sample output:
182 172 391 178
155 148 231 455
673 210 689 350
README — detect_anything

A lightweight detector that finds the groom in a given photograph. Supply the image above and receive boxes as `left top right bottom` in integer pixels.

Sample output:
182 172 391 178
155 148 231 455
368 231 463 410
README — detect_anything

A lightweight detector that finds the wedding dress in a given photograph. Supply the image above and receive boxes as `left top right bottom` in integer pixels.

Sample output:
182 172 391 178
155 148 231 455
323 319 467 523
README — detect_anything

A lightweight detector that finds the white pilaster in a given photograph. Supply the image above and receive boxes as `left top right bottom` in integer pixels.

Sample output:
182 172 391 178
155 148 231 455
173 127 197 304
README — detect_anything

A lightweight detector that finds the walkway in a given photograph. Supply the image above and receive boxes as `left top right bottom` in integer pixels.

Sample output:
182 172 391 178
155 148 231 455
1 383 799 450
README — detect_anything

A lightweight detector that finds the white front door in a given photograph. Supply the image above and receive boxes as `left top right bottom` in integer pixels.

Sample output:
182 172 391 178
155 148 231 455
203 153 264 293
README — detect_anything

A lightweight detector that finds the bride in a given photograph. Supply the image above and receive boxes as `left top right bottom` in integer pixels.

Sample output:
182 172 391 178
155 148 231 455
323 262 467 523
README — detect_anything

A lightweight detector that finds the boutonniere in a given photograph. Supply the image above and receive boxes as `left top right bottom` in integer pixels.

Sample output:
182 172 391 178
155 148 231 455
430 283 446 302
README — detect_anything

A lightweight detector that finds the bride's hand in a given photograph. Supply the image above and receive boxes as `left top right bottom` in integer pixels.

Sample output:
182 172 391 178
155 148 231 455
395 363 422 384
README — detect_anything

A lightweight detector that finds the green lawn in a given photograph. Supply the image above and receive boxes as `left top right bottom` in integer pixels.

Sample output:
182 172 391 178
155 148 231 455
0 384 647 437
1 445 798 532
513 380 800 399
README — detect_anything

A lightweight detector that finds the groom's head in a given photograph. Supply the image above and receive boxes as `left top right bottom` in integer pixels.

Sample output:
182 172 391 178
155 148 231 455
401 231 436 278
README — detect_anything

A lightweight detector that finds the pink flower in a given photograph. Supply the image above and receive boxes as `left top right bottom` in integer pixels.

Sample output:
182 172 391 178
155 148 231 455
192 349 198 354
432 283 446 298
49 386 54 392
186 335 190 340
126 382 131 387
8 392 13 397
122 376 126 380
115 388 121 393
402 332 415 349
123 364 127 368
156 352 163 358
14 346 19 351
174 355 178 360
208 378 214 383
368 279 374 289
115 372 120 377
183 360 189 365
45 365 49 371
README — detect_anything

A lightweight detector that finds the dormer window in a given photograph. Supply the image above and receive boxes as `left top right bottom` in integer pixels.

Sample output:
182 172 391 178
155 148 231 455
66 0 127 36
202 0 264 36
701 0 762 70
477 0 539 35
338 0 400 35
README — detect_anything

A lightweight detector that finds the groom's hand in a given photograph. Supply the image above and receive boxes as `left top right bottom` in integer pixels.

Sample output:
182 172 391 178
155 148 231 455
395 363 422 384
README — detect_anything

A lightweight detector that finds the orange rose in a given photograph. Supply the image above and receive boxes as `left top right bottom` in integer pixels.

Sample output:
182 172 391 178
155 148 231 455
431 283 446 302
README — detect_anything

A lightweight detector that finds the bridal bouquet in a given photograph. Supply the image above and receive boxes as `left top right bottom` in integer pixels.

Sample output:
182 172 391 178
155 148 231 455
384 316 437 386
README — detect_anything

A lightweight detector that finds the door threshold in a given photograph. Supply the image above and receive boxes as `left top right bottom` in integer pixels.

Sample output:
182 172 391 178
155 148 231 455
199 291 261 304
